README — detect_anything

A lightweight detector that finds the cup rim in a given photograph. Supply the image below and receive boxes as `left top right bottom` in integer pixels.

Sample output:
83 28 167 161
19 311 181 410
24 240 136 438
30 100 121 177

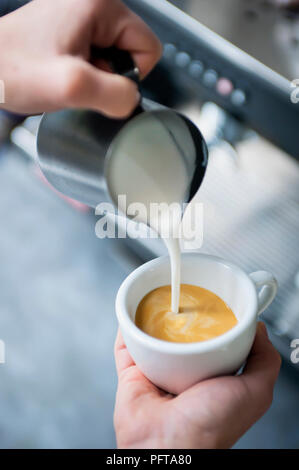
116 253 258 355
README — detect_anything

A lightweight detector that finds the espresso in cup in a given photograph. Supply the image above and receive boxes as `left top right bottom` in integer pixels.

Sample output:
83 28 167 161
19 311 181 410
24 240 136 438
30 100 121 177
135 284 238 343
117 253 278 394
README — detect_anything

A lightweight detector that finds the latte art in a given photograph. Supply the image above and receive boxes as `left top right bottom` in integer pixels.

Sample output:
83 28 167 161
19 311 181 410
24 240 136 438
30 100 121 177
135 284 238 343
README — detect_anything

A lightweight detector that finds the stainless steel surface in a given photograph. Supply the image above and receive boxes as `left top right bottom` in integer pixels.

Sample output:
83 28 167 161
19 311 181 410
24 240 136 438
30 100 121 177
36 100 208 210
170 0 299 81
36 109 112 208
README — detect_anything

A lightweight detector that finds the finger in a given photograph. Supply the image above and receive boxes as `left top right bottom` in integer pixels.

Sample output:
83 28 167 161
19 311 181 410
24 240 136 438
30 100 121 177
115 328 126 352
172 323 281 448
240 322 281 413
114 329 167 406
243 322 281 382
114 11 163 79
92 0 162 79
54 57 140 118
114 329 135 377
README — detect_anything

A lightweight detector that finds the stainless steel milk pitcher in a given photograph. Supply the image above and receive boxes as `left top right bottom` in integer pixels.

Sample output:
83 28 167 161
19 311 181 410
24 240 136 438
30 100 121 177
37 47 208 209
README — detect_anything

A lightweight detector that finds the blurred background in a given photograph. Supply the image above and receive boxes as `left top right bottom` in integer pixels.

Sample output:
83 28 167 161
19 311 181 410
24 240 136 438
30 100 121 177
0 0 299 449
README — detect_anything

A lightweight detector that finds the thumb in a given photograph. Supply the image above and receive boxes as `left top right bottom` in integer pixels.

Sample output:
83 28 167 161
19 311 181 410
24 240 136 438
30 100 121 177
55 57 140 118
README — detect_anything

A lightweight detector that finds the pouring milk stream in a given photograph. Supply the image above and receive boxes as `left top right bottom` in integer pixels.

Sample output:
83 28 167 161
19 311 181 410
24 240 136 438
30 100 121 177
106 111 197 314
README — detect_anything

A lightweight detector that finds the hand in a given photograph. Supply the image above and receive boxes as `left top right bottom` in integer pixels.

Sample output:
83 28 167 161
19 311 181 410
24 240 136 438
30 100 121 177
0 0 162 117
114 322 281 449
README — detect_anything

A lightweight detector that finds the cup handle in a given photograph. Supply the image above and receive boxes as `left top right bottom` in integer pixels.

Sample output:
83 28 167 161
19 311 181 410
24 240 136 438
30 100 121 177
249 271 278 316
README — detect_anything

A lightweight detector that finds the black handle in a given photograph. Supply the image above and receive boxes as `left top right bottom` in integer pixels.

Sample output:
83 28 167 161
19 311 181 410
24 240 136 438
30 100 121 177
90 45 143 117
90 46 140 85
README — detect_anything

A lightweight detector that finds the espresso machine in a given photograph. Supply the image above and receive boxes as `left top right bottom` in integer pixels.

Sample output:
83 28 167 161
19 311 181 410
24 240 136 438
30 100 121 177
10 0 299 366
128 0 299 157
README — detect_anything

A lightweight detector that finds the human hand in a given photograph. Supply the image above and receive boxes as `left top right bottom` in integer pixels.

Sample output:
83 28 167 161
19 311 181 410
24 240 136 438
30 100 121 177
114 322 281 449
0 0 161 117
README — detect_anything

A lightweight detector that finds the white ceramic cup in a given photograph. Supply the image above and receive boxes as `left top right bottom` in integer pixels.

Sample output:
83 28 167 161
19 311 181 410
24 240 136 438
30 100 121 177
116 253 278 395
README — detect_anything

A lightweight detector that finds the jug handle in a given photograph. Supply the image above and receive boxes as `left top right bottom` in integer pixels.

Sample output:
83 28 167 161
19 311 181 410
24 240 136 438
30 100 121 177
90 45 140 85
90 45 143 116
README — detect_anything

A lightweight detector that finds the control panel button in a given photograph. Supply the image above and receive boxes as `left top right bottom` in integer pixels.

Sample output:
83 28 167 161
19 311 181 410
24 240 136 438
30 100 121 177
163 43 177 60
231 89 247 106
189 60 204 78
202 69 218 87
216 78 234 96
175 51 191 68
